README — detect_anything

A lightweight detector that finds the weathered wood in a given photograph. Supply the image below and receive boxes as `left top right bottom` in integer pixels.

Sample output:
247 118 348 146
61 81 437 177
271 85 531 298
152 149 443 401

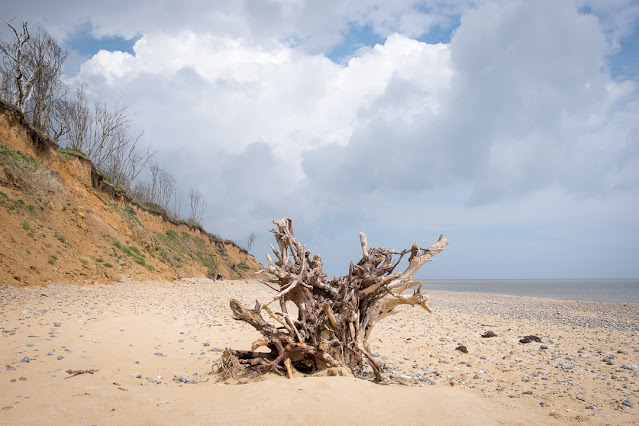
228 217 448 381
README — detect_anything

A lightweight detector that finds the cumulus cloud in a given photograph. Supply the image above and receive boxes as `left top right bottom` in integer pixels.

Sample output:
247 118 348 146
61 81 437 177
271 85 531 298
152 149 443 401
2 0 637 277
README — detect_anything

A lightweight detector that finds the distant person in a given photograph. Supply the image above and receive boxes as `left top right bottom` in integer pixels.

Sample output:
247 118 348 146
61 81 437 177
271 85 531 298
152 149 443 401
217 274 223 280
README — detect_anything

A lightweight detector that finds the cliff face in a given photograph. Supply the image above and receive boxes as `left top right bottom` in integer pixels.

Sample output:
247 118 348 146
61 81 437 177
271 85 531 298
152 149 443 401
0 101 264 286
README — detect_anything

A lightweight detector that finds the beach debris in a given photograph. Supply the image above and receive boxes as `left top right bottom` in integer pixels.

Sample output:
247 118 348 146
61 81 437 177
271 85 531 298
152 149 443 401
481 331 497 338
211 349 255 381
519 335 541 344
227 217 448 382
64 369 99 378
455 345 469 353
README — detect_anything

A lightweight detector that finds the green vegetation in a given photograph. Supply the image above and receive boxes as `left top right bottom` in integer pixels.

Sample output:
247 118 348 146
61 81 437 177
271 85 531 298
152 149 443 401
57 147 89 160
80 259 88 265
1 191 35 216
113 240 152 271
134 258 153 271
0 144 62 196
103 263 113 268
140 202 167 216
95 258 103 263
237 263 249 270
48 255 57 265
54 232 65 243
22 220 30 230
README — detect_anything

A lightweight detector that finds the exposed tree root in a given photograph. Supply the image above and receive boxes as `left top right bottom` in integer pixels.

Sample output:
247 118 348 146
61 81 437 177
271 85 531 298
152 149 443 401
228 217 448 382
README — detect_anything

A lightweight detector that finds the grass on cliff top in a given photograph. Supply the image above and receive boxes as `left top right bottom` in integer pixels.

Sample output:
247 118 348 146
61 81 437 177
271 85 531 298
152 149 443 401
57 147 90 160
0 144 64 196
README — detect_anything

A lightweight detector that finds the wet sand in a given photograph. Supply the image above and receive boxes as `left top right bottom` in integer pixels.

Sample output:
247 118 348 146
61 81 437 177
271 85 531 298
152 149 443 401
1 280 637 425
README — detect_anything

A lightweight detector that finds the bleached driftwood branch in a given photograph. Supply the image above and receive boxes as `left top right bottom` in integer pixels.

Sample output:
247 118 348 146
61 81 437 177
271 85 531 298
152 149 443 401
229 217 448 381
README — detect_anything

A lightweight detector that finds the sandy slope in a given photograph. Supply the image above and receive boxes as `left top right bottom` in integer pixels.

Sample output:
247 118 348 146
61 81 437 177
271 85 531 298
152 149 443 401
1 280 637 425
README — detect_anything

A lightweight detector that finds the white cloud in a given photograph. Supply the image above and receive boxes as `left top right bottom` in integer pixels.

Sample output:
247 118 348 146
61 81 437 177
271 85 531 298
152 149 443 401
3 0 638 278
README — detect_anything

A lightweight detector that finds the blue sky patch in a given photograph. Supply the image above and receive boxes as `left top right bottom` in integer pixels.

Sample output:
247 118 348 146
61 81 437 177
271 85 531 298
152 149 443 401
66 21 141 56
608 28 639 80
326 23 385 63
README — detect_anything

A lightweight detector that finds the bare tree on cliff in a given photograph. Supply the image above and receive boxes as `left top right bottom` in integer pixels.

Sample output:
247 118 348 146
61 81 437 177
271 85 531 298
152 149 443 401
58 85 154 190
224 218 448 381
245 232 256 261
188 187 206 225
0 21 36 110
0 20 70 136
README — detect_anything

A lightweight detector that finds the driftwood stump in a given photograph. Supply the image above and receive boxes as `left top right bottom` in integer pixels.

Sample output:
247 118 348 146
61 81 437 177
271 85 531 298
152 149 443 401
229 217 448 381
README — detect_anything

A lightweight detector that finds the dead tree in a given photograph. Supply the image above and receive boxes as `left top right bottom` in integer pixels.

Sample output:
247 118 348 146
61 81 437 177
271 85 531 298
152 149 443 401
228 217 448 381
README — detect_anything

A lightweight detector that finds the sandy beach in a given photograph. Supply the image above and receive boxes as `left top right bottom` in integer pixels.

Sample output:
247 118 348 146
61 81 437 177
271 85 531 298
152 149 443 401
1 279 637 425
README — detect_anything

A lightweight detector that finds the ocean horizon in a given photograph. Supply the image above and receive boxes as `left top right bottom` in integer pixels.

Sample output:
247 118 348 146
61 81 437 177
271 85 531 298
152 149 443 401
416 278 639 303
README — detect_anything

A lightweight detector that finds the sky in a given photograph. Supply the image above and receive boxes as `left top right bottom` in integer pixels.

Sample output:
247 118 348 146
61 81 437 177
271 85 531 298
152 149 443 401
2 0 638 279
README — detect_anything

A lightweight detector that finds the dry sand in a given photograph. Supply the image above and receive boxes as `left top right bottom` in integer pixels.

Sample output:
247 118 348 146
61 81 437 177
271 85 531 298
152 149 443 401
1 279 637 425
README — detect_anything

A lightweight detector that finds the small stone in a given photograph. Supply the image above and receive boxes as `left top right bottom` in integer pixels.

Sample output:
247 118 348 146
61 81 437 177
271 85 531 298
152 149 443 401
134 373 142 378
622 400 633 407
612 375 619 380
2 406 16 411
6 365 16 371
57 356 64 360
481 331 497 338
154 352 163 357
20 357 30 363
10 379 16 382
47 352 54 356
19 377 26 381
27 344 34 347
519 335 541 344
455 345 468 353
540 345 548 350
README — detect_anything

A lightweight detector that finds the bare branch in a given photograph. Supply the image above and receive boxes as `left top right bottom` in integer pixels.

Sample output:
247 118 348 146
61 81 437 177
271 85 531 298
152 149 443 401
227 217 448 381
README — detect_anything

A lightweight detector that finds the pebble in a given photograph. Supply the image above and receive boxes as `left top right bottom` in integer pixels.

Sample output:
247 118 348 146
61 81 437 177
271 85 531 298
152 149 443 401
57 356 64 360
540 345 548 349
154 352 164 357
134 373 142 378
20 357 30 363
622 400 633 407
455 345 468 353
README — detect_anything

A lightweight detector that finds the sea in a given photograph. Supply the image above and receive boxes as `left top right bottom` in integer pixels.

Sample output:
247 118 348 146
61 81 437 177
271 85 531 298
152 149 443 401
417 279 639 303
